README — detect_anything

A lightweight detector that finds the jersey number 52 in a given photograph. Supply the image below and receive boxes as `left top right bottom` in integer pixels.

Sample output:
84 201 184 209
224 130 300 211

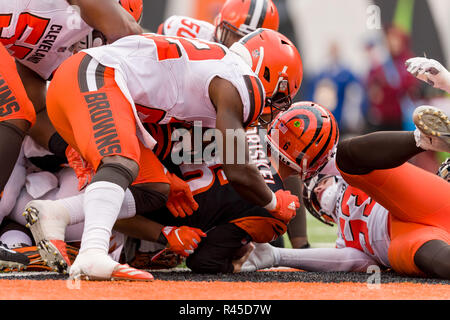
143 33 226 61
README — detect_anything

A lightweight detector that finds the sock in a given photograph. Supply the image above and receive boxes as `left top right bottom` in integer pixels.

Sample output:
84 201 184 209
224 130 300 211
80 181 125 254
58 188 136 225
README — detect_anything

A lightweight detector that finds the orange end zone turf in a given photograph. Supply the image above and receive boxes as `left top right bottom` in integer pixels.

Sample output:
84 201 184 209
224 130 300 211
0 280 448 300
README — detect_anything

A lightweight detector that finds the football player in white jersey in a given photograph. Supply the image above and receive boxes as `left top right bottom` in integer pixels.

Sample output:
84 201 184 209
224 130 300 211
158 0 279 48
158 0 309 249
0 0 143 205
238 101 450 280
22 28 302 281
0 0 143 271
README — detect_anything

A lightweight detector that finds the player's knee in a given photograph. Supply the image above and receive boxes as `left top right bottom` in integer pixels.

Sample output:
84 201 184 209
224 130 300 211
92 156 139 190
186 251 233 274
414 240 450 280
335 138 371 175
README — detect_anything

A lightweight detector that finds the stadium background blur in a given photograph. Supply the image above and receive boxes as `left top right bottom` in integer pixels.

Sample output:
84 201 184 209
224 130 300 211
139 0 450 247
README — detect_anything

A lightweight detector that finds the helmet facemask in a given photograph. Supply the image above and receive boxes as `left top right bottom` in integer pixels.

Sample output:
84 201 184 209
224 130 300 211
260 70 293 125
302 175 339 226
214 21 248 47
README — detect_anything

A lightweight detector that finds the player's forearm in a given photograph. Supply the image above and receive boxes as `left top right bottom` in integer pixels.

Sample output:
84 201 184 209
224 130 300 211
114 215 163 242
68 0 142 43
223 163 273 207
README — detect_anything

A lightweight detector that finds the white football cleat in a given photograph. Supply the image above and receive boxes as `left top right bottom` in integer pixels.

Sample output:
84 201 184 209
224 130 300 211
70 249 153 281
23 200 71 273
413 105 450 153
240 242 278 272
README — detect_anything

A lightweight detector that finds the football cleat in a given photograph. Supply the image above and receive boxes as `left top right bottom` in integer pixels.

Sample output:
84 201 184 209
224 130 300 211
70 250 153 281
12 245 52 272
0 242 30 271
413 105 450 153
111 264 154 281
22 200 71 273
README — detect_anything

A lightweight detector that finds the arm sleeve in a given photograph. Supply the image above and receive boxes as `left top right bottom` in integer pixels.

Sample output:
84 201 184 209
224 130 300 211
277 246 380 272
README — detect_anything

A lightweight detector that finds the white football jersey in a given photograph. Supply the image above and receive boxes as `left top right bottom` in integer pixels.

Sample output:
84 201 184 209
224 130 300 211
83 33 265 129
333 177 391 267
158 15 216 42
0 0 93 80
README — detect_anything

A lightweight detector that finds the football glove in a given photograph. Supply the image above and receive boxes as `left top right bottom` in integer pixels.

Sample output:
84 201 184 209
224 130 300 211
267 190 300 224
166 172 199 218
161 226 206 257
405 57 450 93
65 146 95 191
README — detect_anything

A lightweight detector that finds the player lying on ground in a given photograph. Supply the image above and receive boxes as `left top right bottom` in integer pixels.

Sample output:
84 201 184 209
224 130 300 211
238 103 450 280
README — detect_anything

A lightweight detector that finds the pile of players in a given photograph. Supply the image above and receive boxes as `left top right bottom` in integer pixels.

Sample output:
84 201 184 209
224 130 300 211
0 0 448 281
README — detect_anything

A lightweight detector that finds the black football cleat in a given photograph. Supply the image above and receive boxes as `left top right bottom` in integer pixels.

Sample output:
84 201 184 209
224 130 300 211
0 242 30 271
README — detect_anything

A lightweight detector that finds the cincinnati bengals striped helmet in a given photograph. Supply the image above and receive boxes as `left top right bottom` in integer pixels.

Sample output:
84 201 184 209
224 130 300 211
230 29 303 121
214 0 279 46
119 0 144 23
266 101 339 180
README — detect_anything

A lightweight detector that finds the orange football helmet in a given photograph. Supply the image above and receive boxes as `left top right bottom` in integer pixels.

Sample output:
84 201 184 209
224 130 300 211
214 0 279 45
230 28 303 121
266 101 339 180
119 0 144 23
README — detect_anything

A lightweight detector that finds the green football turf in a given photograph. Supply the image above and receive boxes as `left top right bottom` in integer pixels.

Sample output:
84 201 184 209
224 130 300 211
283 213 337 249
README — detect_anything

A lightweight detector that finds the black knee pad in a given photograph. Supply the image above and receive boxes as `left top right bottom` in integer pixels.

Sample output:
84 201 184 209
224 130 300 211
414 239 450 280
92 162 136 190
